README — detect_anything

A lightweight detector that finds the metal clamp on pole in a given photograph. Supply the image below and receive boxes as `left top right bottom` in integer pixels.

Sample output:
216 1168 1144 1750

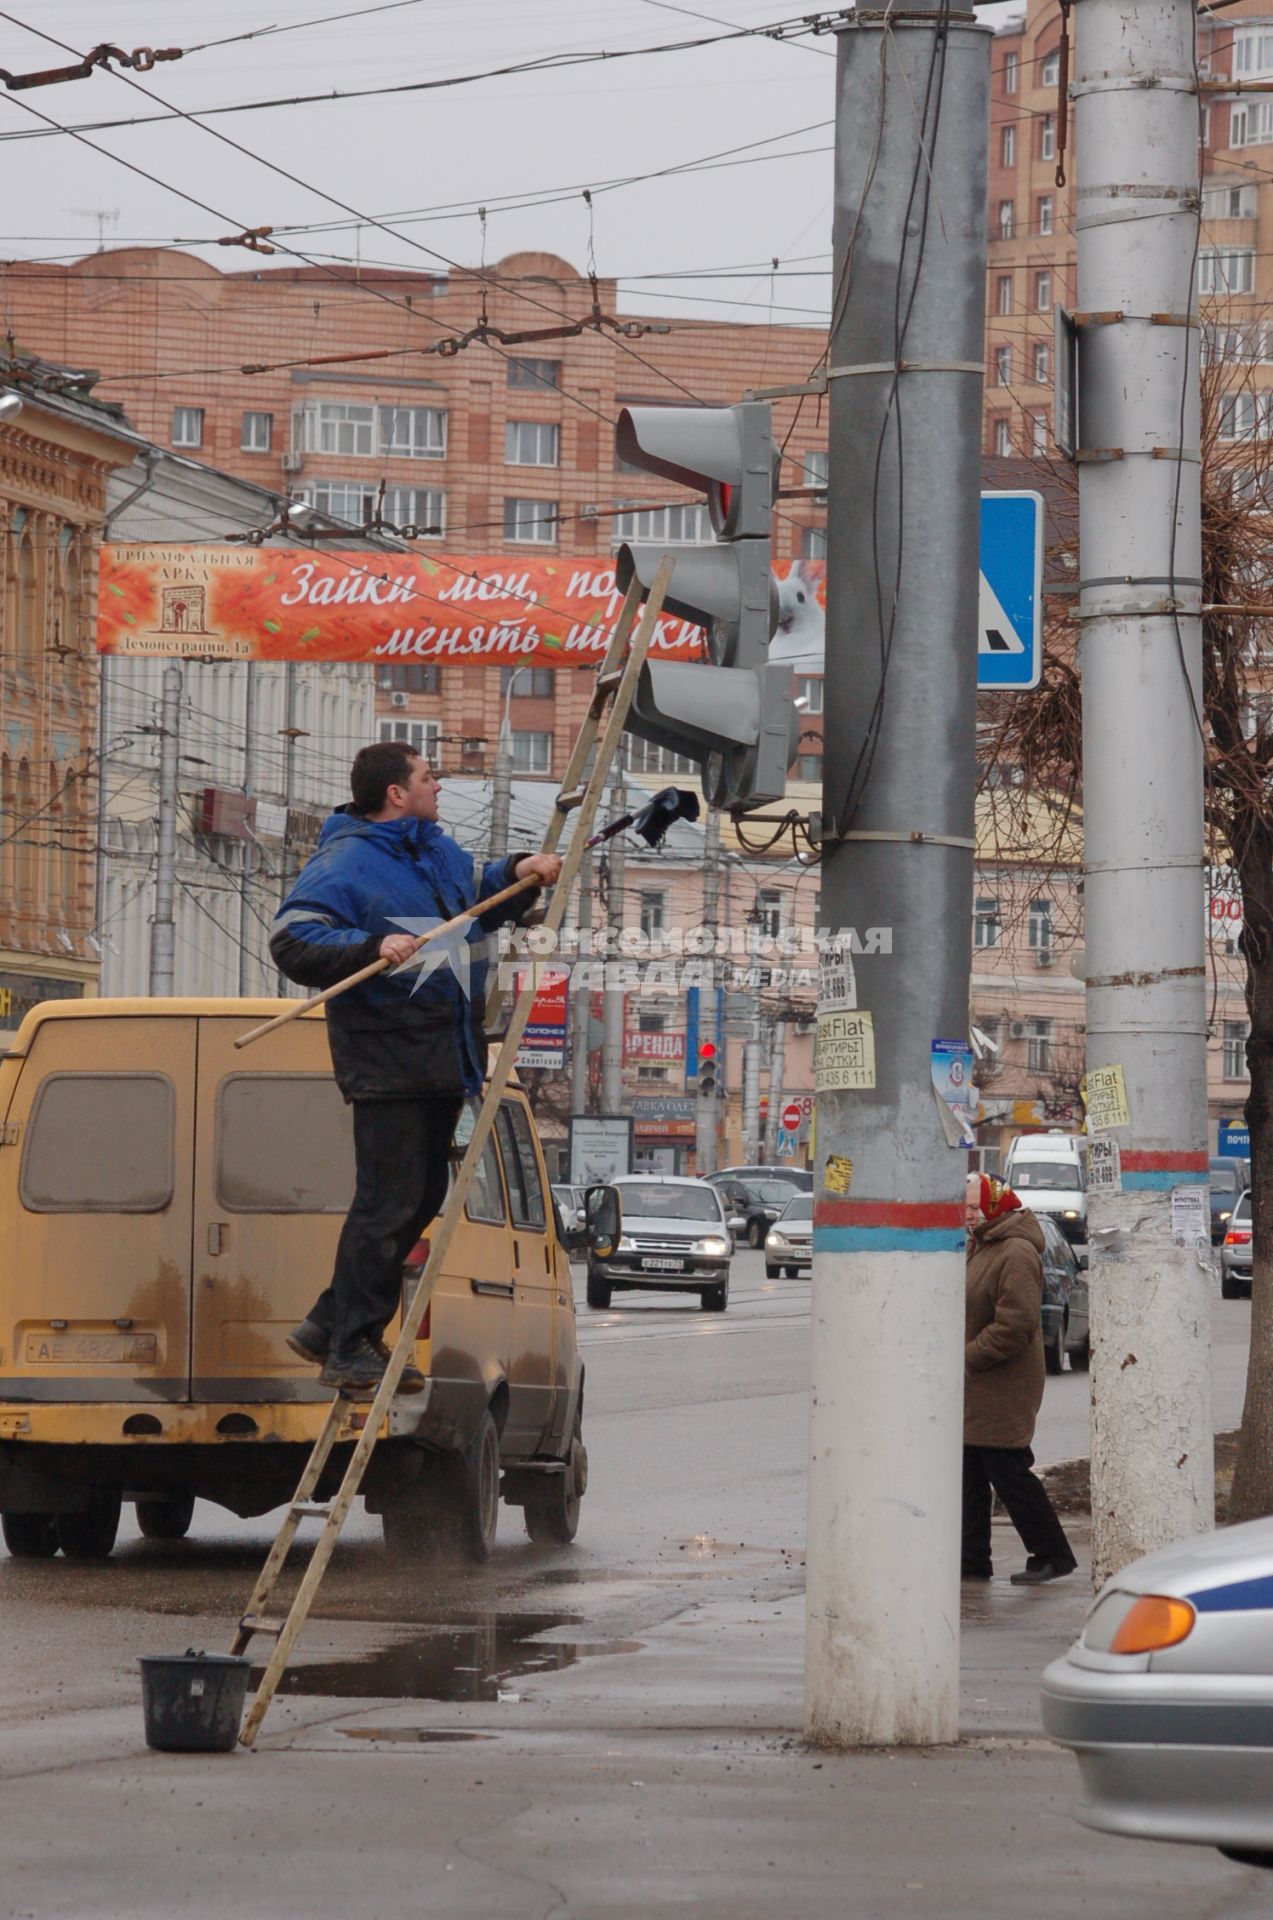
825 359 986 380
823 827 977 850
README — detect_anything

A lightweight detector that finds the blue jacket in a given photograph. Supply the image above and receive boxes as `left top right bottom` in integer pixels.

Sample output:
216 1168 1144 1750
269 807 529 1099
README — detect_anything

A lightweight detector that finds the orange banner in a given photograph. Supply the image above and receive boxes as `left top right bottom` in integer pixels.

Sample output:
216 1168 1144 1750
97 545 828 668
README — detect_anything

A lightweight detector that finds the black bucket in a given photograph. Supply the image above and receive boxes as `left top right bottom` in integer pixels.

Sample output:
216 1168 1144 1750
139 1650 250 1753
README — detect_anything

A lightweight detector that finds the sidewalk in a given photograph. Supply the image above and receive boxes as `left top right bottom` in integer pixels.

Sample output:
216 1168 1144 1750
1 1519 1268 1920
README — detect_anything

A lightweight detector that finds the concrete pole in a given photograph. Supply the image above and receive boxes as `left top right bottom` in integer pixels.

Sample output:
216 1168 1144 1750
94 656 110 951
570 850 593 1116
601 747 627 1114
238 661 257 997
695 807 722 1173
1077 0 1212 1579
149 666 182 997
765 1010 788 1162
742 1012 763 1163
806 6 989 1747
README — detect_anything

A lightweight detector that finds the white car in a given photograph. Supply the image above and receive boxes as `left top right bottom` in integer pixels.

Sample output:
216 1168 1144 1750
765 1192 813 1277
1042 1516 1273 1867
585 1175 731 1313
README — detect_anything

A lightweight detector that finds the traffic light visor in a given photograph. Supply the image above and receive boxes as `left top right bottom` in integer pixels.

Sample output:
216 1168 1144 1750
615 403 778 537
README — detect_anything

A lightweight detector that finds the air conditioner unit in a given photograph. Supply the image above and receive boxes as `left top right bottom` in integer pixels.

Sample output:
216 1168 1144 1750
580 503 599 520
281 451 304 473
1035 949 1057 968
1009 1021 1027 1041
389 691 409 709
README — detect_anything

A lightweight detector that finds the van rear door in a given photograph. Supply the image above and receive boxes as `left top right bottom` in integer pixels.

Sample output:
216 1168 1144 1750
3 1013 196 1402
190 1015 352 1404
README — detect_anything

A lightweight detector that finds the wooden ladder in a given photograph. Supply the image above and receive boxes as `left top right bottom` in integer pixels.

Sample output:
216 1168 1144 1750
230 559 673 1748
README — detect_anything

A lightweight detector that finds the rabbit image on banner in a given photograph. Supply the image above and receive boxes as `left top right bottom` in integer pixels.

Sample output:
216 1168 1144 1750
771 558 826 670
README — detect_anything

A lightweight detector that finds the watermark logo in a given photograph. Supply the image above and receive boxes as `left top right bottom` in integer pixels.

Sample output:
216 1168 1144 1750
386 915 474 1001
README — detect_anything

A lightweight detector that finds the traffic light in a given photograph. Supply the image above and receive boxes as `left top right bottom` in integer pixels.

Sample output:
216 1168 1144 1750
614 401 798 812
698 1039 719 1100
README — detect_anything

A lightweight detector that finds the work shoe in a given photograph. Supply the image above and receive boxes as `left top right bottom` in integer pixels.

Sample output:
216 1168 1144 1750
319 1338 426 1397
286 1319 330 1364
1010 1557 1077 1585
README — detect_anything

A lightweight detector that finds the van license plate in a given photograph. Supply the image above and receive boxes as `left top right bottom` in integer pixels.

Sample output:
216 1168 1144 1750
25 1332 158 1365
643 1258 685 1273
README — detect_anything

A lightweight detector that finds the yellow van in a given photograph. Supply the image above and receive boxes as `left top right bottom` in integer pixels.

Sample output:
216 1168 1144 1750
0 999 586 1562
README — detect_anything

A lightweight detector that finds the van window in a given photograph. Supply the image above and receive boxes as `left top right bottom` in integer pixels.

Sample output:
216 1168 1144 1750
216 1075 354 1212
1010 1158 1084 1192
450 1100 508 1224
497 1102 546 1230
21 1072 174 1212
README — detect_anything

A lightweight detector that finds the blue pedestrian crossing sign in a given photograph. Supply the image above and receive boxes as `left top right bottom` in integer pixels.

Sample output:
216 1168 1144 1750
978 491 1043 691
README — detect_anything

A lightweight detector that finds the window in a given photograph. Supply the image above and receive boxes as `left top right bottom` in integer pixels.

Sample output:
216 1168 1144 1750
378 718 441 761
1031 409 1050 454
994 417 1013 457
1026 1017 1053 1074
1230 100 1273 147
497 1102 546 1228
21 1074 174 1212
1235 26 1273 76
1041 49 1060 87
299 400 376 456
801 525 827 559
382 485 445 536
1202 183 1257 219
1038 194 1054 236
1033 341 1051 384
1035 270 1052 312
998 200 1015 240
241 411 272 453
803 449 829 496
507 357 561 390
500 666 555 697
796 675 824 714
626 738 696 776
639 889 667 938
511 729 552 773
1224 1020 1250 1079
797 754 822 782
216 1075 353 1212
1040 114 1056 161
995 345 1013 387
611 501 713 546
171 407 203 449
1028 896 1054 950
379 405 446 459
1198 248 1256 294
757 889 783 940
464 1135 507 1226
1003 50 1019 93
1202 104 1211 149
377 662 440 694
974 896 1001 949
1218 392 1271 441
505 420 560 467
997 274 1013 316
1001 124 1016 167
503 497 558 544
297 480 377 524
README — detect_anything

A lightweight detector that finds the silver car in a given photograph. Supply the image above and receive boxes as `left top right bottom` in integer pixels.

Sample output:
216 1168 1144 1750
586 1175 732 1313
764 1192 813 1277
1042 1516 1273 1867
1220 1188 1253 1299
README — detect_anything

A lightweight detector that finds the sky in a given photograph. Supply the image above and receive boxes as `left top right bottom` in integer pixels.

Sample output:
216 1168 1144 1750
0 2 1020 334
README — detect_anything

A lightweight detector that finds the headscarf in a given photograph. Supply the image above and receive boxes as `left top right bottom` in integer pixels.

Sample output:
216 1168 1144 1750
976 1174 1022 1222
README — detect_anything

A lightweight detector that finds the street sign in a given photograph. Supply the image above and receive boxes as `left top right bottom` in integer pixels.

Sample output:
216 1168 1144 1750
977 491 1043 692
1219 1120 1250 1158
781 1100 802 1133
777 1128 797 1157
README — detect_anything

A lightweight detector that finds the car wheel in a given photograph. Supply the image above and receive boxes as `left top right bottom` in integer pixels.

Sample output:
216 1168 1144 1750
585 1266 612 1310
1221 1265 1244 1300
747 1220 764 1249
1 1511 58 1558
1044 1319 1065 1375
1068 1334 1090 1374
524 1415 587 1546
765 1262 780 1279
454 1411 501 1563
55 1489 122 1560
701 1278 729 1312
784 1266 799 1279
135 1494 195 1541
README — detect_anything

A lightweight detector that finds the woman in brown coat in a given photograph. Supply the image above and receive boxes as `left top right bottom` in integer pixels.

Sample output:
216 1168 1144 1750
963 1173 1076 1584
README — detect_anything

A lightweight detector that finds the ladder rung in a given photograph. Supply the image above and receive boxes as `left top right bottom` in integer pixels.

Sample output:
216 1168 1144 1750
595 669 623 694
555 788 587 812
239 1613 287 1637
290 1502 332 1519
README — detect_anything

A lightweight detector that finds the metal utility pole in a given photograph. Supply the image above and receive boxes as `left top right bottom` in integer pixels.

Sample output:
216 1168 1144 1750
695 807 723 1173
600 745 627 1114
742 1010 763 1163
1076 0 1212 1578
94 657 111 953
764 1010 788 1162
239 662 257 997
806 6 989 1747
570 850 593 1116
149 666 182 997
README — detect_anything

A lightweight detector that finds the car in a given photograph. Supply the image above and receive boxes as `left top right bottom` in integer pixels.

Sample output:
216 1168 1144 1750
708 1163 813 1194
719 1176 803 1249
1210 1156 1250 1246
1221 1188 1253 1299
584 1174 732 1312
764 1192 813 1277
1037 1212 1090 1373
1042 1514 1273 1867
552 1183 586 1234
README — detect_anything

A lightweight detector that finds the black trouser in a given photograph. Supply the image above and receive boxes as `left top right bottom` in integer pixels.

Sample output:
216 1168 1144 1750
961 1444 1075 1577
306 1095 463 1359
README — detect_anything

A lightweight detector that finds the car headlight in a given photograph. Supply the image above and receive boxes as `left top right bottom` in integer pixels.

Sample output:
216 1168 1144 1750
1063 1210 1079 1219
617 1235 636 1252
767 1232 786 1249
694 1235 729 1257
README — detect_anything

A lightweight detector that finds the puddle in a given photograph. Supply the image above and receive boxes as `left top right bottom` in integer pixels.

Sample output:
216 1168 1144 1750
249 1612 642 1702
342 1728 494 1743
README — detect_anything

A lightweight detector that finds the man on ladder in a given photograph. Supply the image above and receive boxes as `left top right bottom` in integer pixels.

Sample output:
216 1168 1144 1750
269 739 561 1396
